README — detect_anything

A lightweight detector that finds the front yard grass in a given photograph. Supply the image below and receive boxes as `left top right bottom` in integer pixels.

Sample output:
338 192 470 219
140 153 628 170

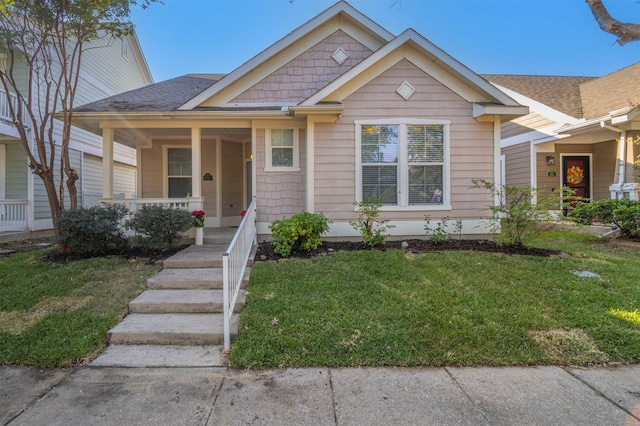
0 251 159 367
229 228 640 369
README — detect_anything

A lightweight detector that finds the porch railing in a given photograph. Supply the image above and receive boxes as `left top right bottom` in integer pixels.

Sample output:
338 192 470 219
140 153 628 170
0 88 28 125
0 199 28 231
223 197 257 351
99 197 193 230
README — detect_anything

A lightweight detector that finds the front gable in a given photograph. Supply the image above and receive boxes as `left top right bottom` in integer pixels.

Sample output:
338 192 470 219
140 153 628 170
182 1 392 110
229 30 374 106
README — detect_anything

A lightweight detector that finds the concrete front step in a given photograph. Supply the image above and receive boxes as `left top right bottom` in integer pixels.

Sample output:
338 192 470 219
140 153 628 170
91 344 229 367
161 244 228 269
128 289 246 314
108 313 239 346
146 268 251 290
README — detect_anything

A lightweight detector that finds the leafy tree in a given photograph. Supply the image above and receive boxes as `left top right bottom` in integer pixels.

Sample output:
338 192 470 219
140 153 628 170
0 0 156 239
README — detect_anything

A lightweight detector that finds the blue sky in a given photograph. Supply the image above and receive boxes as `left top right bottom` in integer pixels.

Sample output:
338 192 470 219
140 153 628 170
130 0 640 83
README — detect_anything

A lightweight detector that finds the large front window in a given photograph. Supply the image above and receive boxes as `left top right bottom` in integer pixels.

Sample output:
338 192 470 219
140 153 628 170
167 148 192 198
357 120 449 208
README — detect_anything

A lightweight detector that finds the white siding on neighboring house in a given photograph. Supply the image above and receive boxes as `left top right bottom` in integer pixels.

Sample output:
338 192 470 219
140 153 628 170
82 154 137 207
33 146 82 221
5 143 27 199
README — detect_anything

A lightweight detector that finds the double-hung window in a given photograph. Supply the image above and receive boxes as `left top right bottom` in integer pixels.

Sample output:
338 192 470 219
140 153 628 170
265 128 299 171
356 120 449 209
167 148 192 198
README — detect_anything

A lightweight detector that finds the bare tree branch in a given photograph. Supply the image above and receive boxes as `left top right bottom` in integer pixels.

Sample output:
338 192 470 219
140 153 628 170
586 0 640 45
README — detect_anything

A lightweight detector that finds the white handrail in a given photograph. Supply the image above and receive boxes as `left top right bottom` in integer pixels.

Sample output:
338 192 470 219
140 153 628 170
223 197 257 350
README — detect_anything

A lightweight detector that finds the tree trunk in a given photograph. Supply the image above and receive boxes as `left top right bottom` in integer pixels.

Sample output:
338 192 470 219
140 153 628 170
586 0 640 45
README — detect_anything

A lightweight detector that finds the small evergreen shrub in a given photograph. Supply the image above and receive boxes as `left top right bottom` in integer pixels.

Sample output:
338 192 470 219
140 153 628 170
269 211 331 257
350 195 395 247
570 199 640 238
128 206 193 251
57 204 129 255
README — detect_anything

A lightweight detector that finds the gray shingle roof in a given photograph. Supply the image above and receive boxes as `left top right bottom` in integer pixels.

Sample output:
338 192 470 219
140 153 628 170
75 74 224 112
483 74 596 119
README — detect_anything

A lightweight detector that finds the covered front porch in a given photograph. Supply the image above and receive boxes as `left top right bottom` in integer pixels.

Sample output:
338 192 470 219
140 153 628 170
533 118 640 202
95 122 255 228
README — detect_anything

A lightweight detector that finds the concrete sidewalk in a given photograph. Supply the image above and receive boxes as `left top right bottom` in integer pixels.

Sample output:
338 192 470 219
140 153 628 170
2 364 640 425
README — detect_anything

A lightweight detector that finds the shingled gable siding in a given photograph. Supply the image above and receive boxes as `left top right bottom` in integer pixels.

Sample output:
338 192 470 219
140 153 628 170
255 128 306 223
231 30 373 104
502 142 531 187
314 59 494 222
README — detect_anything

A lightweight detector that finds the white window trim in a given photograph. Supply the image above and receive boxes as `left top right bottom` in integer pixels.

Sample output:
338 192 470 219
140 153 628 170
264 127 300 172
163 145 192 198
355 118 451 211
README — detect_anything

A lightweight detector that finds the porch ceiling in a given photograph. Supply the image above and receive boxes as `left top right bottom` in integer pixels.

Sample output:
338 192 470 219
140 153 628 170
104 127 252 148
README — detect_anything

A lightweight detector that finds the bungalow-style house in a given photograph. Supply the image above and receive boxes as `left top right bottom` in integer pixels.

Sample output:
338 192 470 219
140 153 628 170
488 62 640 206
0 33 153 233
71 1 528 239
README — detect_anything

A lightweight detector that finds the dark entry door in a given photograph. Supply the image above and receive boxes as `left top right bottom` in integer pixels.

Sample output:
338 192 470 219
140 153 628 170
563 156 590 199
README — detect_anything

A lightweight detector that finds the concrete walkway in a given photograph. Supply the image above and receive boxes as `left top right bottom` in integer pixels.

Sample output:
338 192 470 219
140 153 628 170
2 364 640 425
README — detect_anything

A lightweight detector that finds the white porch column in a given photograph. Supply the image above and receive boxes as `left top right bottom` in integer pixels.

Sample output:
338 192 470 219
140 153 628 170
191 127 202 198
102 127 114 199
306 118 315 213
610 130 627 199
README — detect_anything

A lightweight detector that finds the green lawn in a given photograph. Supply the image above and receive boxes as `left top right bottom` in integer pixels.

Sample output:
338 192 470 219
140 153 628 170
0 251 159 367
229 228 640 369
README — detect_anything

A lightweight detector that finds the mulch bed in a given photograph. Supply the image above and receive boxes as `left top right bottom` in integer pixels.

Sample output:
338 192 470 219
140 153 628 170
255 238 563 261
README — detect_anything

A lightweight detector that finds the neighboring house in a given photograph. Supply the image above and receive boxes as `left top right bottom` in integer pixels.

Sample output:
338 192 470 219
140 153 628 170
71 1 527 239
487 62 640 207
0 33 153 233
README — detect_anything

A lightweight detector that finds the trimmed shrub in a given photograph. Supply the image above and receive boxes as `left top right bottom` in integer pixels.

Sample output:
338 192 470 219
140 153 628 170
570 199 640 238
57 204 129 255
269 212 331 257
128 206 193 252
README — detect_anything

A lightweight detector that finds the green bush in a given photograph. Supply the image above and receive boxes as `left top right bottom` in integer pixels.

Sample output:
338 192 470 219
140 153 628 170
570 199 640 238
57 204 129 255
269 212 331 257
128 206 193 251
350 195 395 247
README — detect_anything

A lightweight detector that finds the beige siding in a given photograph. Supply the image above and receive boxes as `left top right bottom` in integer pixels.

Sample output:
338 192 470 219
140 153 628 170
502 113 556 139
140 139 220 217
502 142 531 186
140 141 167 199
255 129 307 222
221 141 243 217
232 30 372 104
592 140 617 200
313 59 495 223
201 139 217 218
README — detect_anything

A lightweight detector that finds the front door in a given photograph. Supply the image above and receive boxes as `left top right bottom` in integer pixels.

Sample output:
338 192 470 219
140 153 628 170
562 156 591 215
562 156 591 199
